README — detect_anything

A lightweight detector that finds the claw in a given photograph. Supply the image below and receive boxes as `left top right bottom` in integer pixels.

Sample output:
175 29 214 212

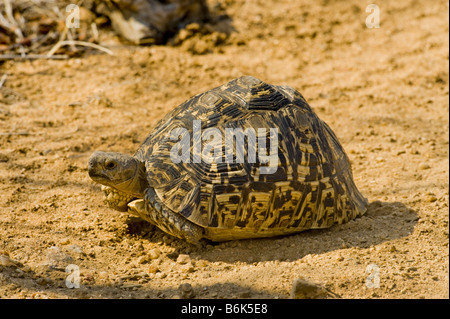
100 186 134 212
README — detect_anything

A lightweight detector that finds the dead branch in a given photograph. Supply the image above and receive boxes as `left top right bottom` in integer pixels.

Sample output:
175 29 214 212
46 40 114 57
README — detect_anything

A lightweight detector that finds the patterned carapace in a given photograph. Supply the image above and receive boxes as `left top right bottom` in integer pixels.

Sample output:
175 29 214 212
90 76 368 242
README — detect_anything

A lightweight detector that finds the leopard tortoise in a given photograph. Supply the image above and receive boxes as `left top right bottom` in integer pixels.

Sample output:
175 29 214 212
88 76 368 244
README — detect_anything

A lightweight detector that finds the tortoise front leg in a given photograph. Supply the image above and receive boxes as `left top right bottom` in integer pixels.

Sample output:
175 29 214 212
128 188 205 246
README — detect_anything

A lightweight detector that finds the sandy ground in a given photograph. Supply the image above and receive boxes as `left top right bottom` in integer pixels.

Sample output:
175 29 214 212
0 0 448 299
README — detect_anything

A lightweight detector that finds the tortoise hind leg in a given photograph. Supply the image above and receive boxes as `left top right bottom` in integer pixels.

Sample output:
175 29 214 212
128 188 205 246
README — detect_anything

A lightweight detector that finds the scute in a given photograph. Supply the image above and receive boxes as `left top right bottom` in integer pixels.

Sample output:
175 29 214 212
134 76 367 240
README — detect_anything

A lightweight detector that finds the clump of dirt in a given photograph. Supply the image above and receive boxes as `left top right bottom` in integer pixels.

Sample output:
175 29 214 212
0 0 448 299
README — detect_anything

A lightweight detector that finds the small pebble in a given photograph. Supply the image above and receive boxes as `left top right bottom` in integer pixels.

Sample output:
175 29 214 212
0 254 14 267
185 22 201 32
176 254 191 264
60 239 70 245
148 264 159 274
155 272 166 279
426 196 437 202
15 268 25 278
195 260 208 268
180 262 195 273
419 163 430 170
121 283 142 289
177 28 192 41
137 256 149 264
179 283 195 299
148 248 161 260
291 278 328 299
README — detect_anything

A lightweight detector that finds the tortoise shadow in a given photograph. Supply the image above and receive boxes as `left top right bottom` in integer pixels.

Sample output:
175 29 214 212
126 200 418 263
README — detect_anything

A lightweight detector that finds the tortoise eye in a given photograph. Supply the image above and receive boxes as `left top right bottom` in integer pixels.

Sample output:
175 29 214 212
105 160 117 170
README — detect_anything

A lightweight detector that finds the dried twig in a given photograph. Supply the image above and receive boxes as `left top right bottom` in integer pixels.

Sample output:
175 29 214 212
52 5 77 52
91 22 99 43
3 0 26 56
46 40 114 57
0 73 7 88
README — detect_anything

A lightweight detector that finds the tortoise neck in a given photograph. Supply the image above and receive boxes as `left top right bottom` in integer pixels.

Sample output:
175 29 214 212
114 160 148 198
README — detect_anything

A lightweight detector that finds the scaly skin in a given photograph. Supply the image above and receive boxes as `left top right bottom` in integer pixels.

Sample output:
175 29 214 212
101 185 136 212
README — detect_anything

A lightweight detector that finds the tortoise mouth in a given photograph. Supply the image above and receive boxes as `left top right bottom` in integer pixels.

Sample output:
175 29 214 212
88 172 108 182
88 169 117 187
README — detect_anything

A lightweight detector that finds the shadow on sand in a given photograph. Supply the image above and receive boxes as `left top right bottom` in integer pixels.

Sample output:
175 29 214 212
125 200 418 263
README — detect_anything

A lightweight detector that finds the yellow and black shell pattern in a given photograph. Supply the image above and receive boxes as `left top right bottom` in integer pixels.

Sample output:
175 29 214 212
134 76 368 240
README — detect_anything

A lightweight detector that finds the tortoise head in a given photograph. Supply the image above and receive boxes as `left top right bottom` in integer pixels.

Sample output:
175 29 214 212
88 151 149 202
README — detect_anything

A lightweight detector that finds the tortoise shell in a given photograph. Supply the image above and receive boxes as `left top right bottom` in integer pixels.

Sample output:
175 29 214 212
132 76 367 241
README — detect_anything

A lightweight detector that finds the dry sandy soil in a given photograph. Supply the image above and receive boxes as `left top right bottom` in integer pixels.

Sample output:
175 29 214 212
0 0 448 299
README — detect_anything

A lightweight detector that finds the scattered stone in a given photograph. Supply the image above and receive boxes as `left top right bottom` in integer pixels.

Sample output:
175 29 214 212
91 92 113 108
135 243 145 251
137 256 149 264
0 254 14 267
177 28 192 41
426 195 437 202
419 163 430 170
190 39 209 55
195 260 208 268
15 268 25 278
176 254 191 264
121 283 142 289
148 248 161 260
185 22 201 32
155 272 166 279
148 264 159 274
180 262 195 273
22 265 32 273
290 278 329 299
179 283 195 299
60 238 71 245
